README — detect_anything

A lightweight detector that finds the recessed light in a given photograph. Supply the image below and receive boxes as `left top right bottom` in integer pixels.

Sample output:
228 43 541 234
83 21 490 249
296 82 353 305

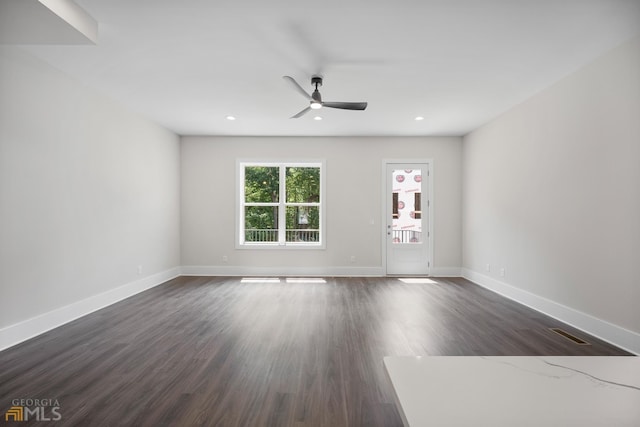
314 116 322 121
225 115 236 121
414 116 424 121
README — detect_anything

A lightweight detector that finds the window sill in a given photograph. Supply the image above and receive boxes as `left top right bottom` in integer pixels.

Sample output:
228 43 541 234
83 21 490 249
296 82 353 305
236 242 326 250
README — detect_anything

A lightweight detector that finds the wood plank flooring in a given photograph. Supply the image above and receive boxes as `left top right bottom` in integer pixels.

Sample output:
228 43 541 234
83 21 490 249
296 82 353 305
0 276 631 426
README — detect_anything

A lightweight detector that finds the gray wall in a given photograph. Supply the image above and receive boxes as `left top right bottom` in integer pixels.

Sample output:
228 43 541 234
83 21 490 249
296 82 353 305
0 47 181 329
462 37 640 342
181 136 462 275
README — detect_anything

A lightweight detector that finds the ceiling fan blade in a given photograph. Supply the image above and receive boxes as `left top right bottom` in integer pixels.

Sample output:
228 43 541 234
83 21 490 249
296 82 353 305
291 106 312 118
323 102 368 110
283 76 312 100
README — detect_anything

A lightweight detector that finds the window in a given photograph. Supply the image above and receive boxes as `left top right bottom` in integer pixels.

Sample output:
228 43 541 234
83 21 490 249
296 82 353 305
238 161 324 248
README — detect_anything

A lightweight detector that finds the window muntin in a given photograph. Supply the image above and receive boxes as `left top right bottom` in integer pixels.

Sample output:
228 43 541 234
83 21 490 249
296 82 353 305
240 162 323 247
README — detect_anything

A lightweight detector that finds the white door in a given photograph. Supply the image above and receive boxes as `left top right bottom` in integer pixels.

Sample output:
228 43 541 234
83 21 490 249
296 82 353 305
385 163 430 275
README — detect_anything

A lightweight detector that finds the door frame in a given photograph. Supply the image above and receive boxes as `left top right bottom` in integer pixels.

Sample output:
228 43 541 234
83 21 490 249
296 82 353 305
381 159 434 276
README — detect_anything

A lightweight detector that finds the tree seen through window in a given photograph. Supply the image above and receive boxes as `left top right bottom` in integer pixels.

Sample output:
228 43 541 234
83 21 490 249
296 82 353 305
241 163 322 245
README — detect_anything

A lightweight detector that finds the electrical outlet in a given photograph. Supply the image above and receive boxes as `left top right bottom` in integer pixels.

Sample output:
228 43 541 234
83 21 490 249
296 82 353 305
350 256 356 264
137 265 142 275
500 268 505 277
222 255 229 263
485 264 491 272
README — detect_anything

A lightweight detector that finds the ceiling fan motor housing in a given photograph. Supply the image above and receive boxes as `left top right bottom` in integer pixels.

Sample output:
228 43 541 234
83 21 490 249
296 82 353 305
311 76 323 103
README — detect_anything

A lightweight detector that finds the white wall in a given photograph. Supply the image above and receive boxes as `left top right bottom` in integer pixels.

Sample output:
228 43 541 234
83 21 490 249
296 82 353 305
0 48 181 343
181 136 462 276
462 37 640 353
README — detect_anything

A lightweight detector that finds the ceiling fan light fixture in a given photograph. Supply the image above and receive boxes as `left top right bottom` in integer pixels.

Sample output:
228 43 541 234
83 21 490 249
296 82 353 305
283 75 367 118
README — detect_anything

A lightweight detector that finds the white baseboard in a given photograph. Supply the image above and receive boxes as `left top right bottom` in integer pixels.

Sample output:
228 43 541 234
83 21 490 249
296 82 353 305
181 265 385 277
182 265 462 277
0 267 181 352
462 268 640 355
430 267 462 277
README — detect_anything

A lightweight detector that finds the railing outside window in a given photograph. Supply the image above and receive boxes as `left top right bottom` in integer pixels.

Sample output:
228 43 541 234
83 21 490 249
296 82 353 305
245 229 320 243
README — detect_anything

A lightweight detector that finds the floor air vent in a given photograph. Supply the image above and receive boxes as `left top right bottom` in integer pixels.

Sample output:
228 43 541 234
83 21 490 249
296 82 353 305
549 328 591 345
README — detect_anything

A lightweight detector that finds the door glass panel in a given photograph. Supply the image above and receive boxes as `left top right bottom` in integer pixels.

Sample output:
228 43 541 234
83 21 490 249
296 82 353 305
392 193 399 218
414 193 422 219
391 169 422 244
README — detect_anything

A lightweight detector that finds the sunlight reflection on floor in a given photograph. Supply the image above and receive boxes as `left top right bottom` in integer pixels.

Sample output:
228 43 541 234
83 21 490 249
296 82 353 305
398 278 437 284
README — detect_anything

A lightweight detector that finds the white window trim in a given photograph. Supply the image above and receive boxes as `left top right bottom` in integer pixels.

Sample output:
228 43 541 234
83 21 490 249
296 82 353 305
236 159 326 250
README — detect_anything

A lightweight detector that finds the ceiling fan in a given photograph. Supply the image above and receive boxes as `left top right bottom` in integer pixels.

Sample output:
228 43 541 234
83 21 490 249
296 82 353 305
283 75 368 118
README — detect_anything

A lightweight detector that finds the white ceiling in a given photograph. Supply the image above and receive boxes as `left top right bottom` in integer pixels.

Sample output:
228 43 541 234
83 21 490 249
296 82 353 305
9 0 640 136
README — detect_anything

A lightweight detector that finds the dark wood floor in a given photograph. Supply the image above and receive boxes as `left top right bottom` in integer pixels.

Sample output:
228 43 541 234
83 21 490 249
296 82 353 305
0 276 630 426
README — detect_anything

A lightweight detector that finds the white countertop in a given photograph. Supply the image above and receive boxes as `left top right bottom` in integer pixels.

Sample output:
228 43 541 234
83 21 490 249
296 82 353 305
383 356 640 427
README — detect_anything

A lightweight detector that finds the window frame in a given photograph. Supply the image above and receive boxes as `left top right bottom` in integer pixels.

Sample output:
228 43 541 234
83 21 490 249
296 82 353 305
237 160 326 249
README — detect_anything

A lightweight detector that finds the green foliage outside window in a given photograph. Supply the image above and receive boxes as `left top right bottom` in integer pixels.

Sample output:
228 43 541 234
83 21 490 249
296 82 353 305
243 165 321 243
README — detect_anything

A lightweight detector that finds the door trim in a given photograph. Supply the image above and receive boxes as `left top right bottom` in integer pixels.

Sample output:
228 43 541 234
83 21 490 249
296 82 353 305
381 159 434 276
